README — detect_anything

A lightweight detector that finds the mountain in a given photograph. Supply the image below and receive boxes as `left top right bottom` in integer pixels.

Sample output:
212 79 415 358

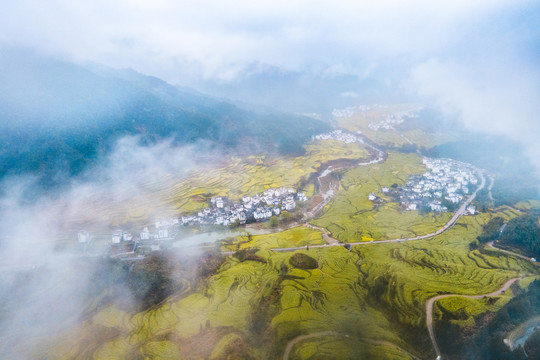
0 49 330 186
187 62 412 113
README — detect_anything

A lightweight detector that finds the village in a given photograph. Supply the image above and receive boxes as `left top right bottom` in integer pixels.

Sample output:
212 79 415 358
331 104 385 118
368 157 479 215
367 108 420 131
312 129 363 143
77 187 308 249
181 187 307 227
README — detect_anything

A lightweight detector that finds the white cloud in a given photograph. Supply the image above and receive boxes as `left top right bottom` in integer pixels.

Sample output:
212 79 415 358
0 0 531 81
0 0 538 165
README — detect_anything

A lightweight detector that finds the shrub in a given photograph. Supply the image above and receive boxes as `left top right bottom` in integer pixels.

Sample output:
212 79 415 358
289 253 318 269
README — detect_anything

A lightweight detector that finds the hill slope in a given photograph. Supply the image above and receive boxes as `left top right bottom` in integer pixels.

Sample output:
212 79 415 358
0 49 330 186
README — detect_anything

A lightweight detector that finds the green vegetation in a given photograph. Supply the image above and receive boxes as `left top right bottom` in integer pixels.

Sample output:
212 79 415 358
336 105 458 149
426 138 540 207
40 210 540 359
0 52 333 188
435 295 513 328
291 336 416 360
23 117 540 359
289 253 318 269
221 226 326 252
64 139 369 229
514 200 540 210
234 248 267 264
312 152 452 242
436 279 540 360
166 140 369 214
477 216 504 243
500 211 540 257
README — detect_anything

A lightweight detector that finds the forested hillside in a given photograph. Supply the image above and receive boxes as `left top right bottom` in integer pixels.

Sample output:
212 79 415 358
0 49 330 186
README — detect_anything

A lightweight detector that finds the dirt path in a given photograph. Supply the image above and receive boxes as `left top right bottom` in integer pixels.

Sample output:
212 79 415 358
282 330 420 360
425 277 521 359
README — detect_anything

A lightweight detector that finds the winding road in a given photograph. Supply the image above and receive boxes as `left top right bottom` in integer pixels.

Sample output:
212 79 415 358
425 242 539 359
487 241 539 265
222 133 527 360
425 277 521 360
271 169 485 252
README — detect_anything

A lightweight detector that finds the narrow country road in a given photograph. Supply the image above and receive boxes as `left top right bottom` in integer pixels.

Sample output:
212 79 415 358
271 170 485 252
425 277 521 359
488 241 539 265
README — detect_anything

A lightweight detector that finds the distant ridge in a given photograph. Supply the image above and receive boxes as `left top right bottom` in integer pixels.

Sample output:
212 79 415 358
0 48 330 186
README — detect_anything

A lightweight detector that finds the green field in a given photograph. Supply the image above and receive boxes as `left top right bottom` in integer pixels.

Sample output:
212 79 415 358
336 105 458 149
221 226 326 252
38 130 540 359
41 210 540 359
311 152 453 242
62 139 369 229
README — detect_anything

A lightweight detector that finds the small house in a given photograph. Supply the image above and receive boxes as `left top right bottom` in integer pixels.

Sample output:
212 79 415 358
112 230 122 244
140 227 150 240
77 230 90 243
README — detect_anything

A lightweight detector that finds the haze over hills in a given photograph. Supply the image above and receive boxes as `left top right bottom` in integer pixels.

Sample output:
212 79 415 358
0 49 331 186
0 1 539 359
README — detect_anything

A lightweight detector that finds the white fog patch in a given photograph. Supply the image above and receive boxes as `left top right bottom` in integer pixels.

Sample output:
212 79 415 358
410 57 540 171
0 136 211 358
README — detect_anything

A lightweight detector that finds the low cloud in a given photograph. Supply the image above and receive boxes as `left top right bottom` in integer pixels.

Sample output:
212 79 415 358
0 136 213 357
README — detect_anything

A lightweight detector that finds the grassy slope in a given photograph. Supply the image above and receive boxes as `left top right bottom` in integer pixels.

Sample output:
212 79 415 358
42 209 540 360
312 152 452 242
63 139 368 230
336 105 457 149
166 140 369 213
221 226 326 252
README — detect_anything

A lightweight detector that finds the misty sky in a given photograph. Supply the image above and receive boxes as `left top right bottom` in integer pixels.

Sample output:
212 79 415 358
1 0 539 164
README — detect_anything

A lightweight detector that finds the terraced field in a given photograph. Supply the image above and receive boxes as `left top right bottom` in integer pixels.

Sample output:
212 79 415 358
311 152 453 242
38 127 540 359
165 140 369 213
221 226 327 252
336 105 458 149
40 208 540 359
62 139 369 230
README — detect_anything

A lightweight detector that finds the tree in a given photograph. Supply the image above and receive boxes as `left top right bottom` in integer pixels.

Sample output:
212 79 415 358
499 212 540 257
269 215 279 228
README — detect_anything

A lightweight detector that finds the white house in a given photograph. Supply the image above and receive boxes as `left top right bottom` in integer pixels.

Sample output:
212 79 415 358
140 227 150 240
429 202 442 212
77 230 90 243
122 231 133 242
239 212 247 224
368 193 377 201
158 228 169 239
216 197 224 208
112 230 122 244
284 200 295 211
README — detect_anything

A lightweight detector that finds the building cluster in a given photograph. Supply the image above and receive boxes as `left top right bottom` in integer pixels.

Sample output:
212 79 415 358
181 187 307 227
331 104 385 118
77 218 181 247
77 188 308 247
369 157 478 214
312 129 363 143
367 109 419 131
